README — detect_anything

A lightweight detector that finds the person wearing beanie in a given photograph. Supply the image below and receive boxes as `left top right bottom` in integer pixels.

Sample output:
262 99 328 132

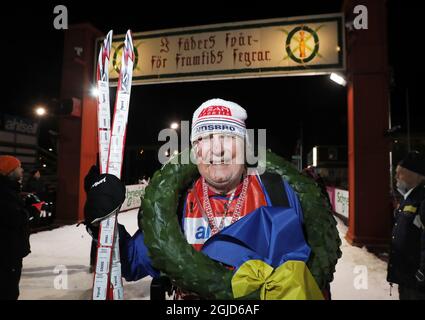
84 98 330 300
0 155 31 300
387 151 425 300
0 155 23 182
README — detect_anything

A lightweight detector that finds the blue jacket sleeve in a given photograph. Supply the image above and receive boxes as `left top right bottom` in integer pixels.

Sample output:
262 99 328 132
118 224 160 281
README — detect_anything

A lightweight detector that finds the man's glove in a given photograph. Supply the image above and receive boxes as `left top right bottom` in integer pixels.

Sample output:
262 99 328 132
84 165 101 194
84 173 126 226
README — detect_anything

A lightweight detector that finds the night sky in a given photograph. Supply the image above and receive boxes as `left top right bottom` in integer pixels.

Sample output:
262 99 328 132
2 1 422 179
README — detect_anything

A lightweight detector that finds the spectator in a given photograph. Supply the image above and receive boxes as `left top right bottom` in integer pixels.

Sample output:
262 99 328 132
0 155 31 300
387 151 425 300
25 169 46 199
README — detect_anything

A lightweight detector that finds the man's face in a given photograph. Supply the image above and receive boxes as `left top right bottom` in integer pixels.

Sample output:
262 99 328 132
34 171 41 179
9 166 24 183
395 165 423 194
194 134 245 193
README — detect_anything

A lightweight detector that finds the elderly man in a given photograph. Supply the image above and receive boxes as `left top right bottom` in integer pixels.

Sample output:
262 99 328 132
85 98 325 299
387 151 425 300
0 155 31 300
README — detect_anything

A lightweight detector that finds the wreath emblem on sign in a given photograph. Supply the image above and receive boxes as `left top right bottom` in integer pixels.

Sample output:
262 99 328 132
141 149 341 299
285 25 320 64
112 42 140 74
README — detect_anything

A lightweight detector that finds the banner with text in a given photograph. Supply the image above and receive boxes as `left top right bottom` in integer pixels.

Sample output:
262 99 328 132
327 186 349 219
119 184 147 213
101 13 345 85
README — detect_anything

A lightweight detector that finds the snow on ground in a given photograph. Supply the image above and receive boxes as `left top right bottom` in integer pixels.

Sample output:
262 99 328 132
19 210 398 300
330 218 398 300
20 209 151 300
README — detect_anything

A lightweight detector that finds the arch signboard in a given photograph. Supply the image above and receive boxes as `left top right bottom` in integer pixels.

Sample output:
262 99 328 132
102 13 345 85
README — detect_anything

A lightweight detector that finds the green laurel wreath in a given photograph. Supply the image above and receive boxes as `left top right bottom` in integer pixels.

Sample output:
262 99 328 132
141 149 342 299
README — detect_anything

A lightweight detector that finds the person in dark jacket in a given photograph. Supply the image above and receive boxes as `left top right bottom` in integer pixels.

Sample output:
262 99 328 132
387 151 425 300
25 169 46 199
0 155 31 300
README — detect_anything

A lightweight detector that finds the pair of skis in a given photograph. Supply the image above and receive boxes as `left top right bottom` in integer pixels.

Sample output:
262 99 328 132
92 30 135 300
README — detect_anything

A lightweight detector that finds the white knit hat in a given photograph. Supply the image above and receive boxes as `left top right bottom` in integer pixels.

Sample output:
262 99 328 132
191 98 247 144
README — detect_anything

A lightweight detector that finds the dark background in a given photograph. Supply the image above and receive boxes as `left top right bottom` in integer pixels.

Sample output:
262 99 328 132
1 0 422 180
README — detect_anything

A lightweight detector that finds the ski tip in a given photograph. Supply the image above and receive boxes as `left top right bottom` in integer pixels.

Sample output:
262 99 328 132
125 30 133 43
105 30 113 44
97 44 104 75
125 29 133 44
124 30 135 60
104 30 113 52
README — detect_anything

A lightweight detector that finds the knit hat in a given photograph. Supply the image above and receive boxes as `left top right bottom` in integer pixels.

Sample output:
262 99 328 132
398 151 425 176
191 98 247 144
0 155 21 176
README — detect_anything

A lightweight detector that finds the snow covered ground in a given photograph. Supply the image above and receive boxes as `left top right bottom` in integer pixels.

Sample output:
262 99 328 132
330 219 398 300
20 209 152 300
19 209 398 300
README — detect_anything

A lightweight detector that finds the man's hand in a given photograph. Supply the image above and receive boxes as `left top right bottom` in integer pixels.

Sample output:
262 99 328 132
84 173 126 225
84 165 100 194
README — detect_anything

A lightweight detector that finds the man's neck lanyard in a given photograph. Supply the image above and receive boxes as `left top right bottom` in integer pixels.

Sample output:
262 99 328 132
199 176 249 235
